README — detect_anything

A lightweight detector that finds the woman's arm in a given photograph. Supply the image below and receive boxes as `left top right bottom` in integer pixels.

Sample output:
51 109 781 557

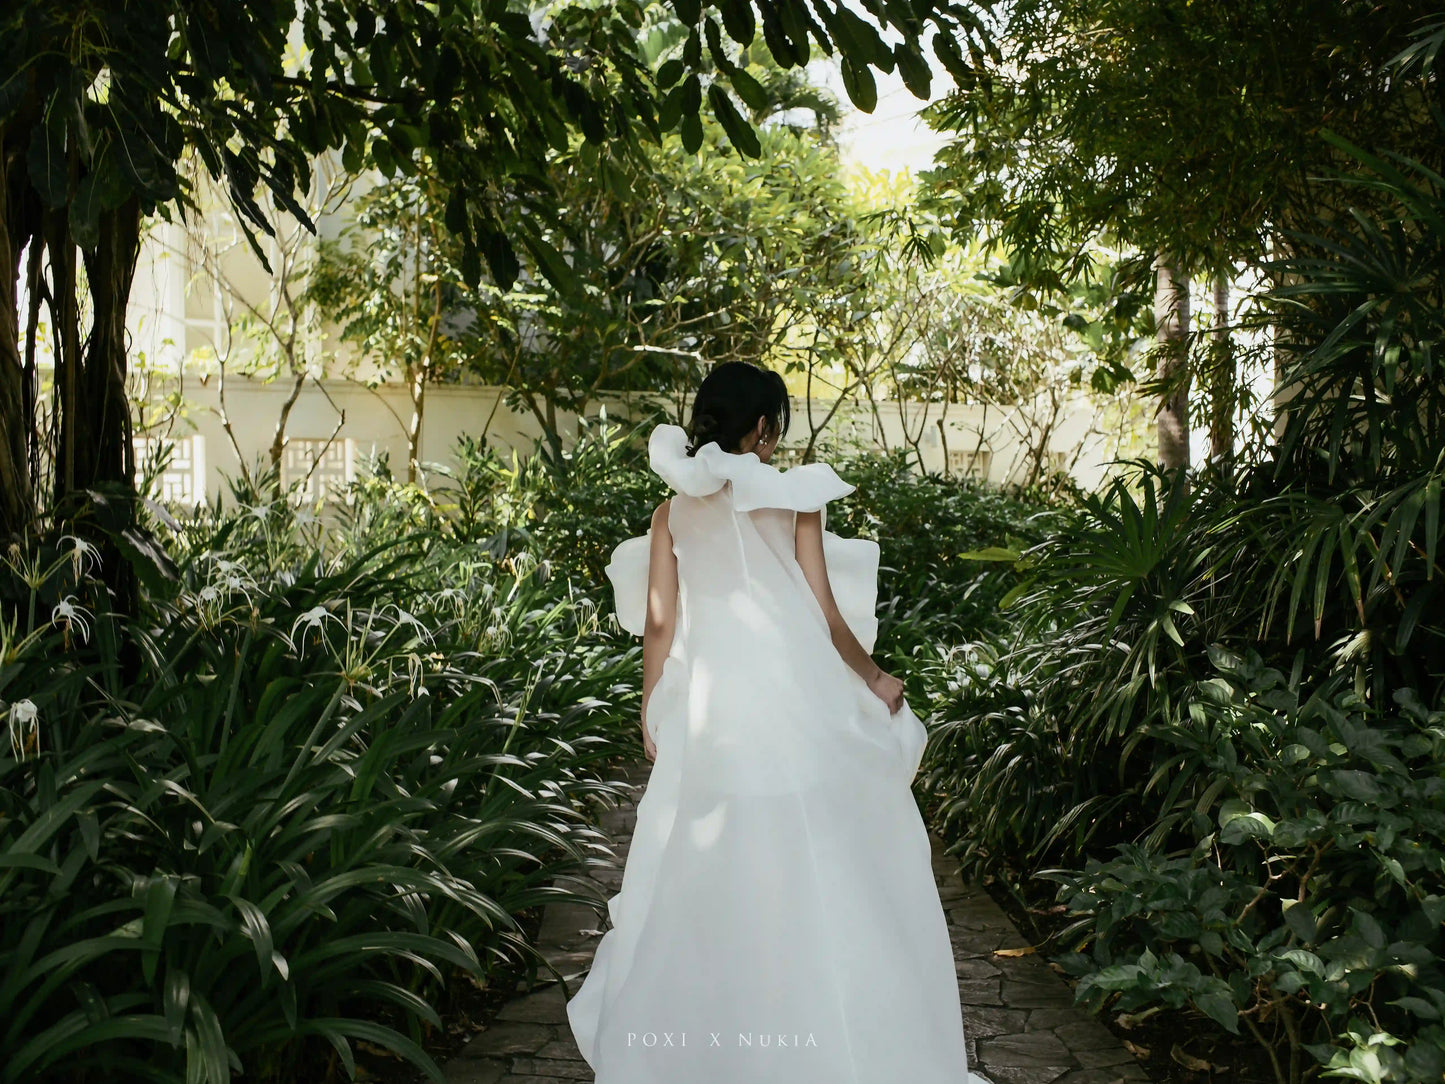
639 499 679 761
795 510 905 713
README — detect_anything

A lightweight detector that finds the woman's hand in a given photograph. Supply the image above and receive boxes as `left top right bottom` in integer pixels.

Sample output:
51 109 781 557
867 668 906 714
641 720 658 762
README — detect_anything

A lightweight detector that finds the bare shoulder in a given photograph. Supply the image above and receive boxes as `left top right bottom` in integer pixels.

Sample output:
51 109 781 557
794 509 824 557
651 498 673 531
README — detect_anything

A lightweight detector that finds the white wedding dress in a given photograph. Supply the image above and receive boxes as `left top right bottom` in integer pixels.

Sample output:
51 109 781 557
566 423 988 1084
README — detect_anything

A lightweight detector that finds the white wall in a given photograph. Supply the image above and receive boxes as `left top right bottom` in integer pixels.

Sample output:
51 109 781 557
117 202 1144 505
135 370 1139 506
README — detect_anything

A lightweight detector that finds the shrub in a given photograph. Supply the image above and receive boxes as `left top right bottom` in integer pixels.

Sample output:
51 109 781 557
919 135 1445 1080
1047 647 1445 1084
829 446 1049 646
0 481 638 1082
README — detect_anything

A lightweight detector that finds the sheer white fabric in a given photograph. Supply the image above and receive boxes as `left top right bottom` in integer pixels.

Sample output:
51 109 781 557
566 423 988 1083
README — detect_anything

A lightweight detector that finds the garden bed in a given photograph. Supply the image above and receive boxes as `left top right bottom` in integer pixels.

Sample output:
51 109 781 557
984 873 1284 1084
360 906 547 1083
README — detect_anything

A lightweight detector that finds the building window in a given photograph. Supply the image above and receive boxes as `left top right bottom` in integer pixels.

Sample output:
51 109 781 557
134 435 205 505
947 448 992 478
282 438 355 503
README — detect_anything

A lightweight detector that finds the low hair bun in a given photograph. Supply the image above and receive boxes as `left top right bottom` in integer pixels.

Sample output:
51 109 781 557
684 361 791 458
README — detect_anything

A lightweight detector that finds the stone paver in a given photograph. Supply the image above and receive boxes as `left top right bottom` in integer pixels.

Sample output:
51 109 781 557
445 760 1153 1084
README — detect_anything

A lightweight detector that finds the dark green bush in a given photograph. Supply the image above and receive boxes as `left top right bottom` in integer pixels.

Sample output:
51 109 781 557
1047 647 1445 1084
829 446 1049 647
429 411 670 587
0 464 640 1082
918 129 1445 1083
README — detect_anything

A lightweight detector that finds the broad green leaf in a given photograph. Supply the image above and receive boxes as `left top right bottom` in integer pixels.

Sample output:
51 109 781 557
728 67 770 112
1195 988 1240 1033
718 0 756 45
894 43 932 98
707 85 760 158
960 546 1022 561
840 58 878 113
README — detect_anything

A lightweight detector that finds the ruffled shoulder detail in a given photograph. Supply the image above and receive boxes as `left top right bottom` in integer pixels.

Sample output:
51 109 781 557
603 528 881 651
649 423 855 513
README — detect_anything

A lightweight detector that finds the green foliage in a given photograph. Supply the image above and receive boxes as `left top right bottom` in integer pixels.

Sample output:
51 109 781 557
659 1 988 124
397 414 671 589
987 253 1153 394
919 465 1232 881
922 0 1444 286
1047 649 1445 1084
495 418 673 587
309 168 473 478
466 114 874 444
1266 136 1445 484
310 174 468 381
2 0 995 543
0 0 659 543
0 442 644 1082
920 115 1445 1084
0 0 656 284
828 446 1049 645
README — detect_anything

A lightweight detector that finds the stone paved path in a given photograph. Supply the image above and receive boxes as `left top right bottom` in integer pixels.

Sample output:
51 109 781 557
444 760 1154 1084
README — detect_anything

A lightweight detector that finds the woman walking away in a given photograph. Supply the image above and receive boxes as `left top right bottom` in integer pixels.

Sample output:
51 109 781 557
567 360 989 1084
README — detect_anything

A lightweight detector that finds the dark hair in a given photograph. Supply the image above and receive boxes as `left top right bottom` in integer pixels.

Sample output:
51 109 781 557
685 361 791 457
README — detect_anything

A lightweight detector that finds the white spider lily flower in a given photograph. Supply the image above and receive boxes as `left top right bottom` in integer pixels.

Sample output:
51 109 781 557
572 595 599 632
51 596 93 644
7 699 38 761
290 604 341 647
481 623 513 652
212 558 256 588
432 586 467 615
404 652 429 698
58 535 101 579
204 559 257 604
388 605 435 646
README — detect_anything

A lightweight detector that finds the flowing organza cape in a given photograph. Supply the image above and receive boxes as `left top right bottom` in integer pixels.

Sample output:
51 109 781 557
568 422 979 1083
601 422 927 779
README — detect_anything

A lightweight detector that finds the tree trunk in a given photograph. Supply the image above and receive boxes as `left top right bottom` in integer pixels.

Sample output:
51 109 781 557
66 195 143 509
1268 233 1298 446
1153 252 1192 474
543 395 563 465
67 197 145 617
45 205 81 503
1208 274 1236 481
0 145 33 539
407 363 426 485
269 369 308 477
